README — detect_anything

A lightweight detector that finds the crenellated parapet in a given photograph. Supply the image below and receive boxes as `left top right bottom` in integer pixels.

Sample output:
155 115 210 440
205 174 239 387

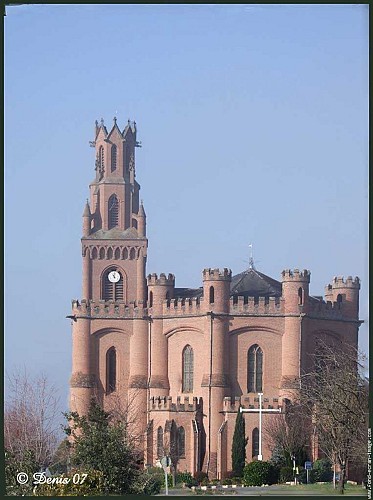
147 273 175 287
222 396 282 413
281 269 310 283
229 296 283 315
149 395 202 412
203 268 232 281
160 296 202 316
71 299 148 318
308 299 344 319
326 276 360 290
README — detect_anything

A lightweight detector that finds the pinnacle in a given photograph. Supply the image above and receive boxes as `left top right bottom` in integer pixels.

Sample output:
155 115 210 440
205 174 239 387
83 199 91 217
139 200 146 216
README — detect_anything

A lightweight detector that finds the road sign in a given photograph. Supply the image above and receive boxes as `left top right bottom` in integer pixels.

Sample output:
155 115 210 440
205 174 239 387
304 461 312 470
161 456 171 468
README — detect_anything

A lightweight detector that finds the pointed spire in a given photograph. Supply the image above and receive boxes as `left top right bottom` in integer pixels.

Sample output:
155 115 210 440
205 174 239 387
113 116 117 125
83 199 91 217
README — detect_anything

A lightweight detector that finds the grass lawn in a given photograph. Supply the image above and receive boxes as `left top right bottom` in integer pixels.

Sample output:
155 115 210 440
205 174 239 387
275 483 366 495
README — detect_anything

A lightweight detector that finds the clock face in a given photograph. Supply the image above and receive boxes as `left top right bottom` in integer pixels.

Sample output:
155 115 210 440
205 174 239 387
108 270 121 283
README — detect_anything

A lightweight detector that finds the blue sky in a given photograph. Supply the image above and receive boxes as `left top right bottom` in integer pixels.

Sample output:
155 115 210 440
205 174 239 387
5 4 369 417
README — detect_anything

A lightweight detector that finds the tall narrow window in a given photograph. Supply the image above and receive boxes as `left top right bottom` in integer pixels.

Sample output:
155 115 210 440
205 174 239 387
106 347 116 393
102 268 124 301
247 344 263 393
298 287 303 305
99 146 104 175
108 194 119 229
111 145 117 172
178 427 185 457
182 345 194 393
157 427 164 458
149 291 153 308
252 427 259 458
209 286 214 304
337 294 342 304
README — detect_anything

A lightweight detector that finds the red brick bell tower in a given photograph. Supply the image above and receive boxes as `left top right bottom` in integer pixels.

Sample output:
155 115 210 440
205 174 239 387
70 118 148 422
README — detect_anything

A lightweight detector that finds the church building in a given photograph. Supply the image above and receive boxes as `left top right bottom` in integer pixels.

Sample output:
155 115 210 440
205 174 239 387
69 118 361 478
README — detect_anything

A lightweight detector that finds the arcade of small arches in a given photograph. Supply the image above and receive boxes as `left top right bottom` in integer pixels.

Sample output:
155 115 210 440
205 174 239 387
83 245 142 260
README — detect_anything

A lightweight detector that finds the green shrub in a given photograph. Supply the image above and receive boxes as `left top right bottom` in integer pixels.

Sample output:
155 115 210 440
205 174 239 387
313 458 333 482
176 471 194 485
222 478 232 485
33 469 105 496
131 474 162 495
194 471 209 484
231 476 243 484
146 466 172 488
279 466 294 483
201 476 210 486
243 461 277 486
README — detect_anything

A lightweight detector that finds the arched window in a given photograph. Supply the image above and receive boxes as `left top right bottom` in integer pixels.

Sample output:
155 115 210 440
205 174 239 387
247 344 263 393
108 194 119 229
209 286 214 304
233 294 238 305
102 268 124 301
129 248 136 260
98 146 104 176
111 144 117 172
106 347 116 393
149 291 153 308
157 426 164 458
337 294 343 304
298 287 303 306
252 427 259 458
178 427 185 457
182 345 194 393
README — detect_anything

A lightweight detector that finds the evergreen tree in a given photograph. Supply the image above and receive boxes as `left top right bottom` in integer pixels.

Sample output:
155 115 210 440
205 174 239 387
231 407 248 477
64 399 141 495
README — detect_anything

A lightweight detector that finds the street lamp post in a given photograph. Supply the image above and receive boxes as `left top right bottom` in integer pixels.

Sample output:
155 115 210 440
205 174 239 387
258 392 263 461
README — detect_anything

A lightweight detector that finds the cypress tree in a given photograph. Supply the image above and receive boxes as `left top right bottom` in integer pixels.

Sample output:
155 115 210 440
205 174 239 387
231 407 248 477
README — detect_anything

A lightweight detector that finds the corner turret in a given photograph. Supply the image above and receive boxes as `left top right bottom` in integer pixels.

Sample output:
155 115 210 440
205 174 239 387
281 269 311 313
325 276 360 318
147 273 175 309
202 268 232 314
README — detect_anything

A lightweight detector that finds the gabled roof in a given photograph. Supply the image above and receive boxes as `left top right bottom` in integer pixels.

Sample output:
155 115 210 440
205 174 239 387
107 118 123 141
230 268 282 298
